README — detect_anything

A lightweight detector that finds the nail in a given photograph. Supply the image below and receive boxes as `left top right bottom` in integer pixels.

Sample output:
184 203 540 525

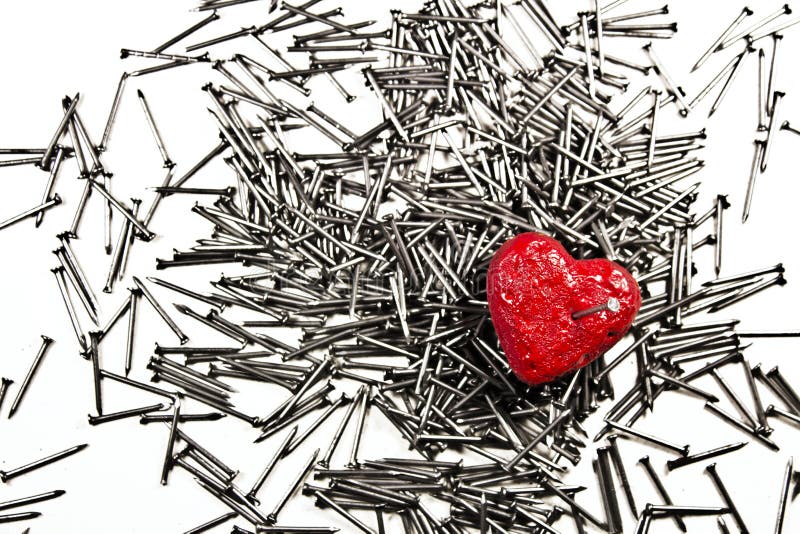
7 335 54 418
714 195 729 276
781 119 800 139
541 479 607 529
247 426 297 504
100 75 128 151
132 276 189 343
689 53 740 109
67 180 92 239
348 384 370 467
503 409 573 471
363 67 409 142
710 368 760 429
767 366 800 414
51 267 90 354
88 179 155 240
706 463 749 533
594 329 656 384
639 455 686 532
105 199 140 293
88 402 165 425
102 173 113 254
643 42 690 115
88 331 104 415
650 505 729 516
572 297 620 320
743 141 764 223
708 273 786 312
607 420 689 456
140 412 224 424
606 434 637 517
52 247 98 325
124 289 139 375
183 511 238 534
0 489 65 512
704 402 779 451
286 393 348 456
58 234 100 313
593 0 606 75
775 457 794 533
647 369 719 402
692 7 753 71
0 512 41 523
155 356 235 394
719 5 791 50
154 10 220 52
709 47 753 117
596 447 623 533
580 14 597 100
667 442 747 470
146 277 225 311
634 504 653 534
100 369 175 401
647 90 661 170
186 25 256 52
761 91 785 172
40 94 79 169
64 99 88 176
256 528 340 534
276 358 332 421
137 89 173 167
269 448 320 523
319 386 363 468
0 443 88 482
0 378 12 415
758 48 767 129
35 146 66 227
140 165 176 228
159 398 182 485
740 358 771 434
173 304 246 345
0 195 61 232
177 428 239 482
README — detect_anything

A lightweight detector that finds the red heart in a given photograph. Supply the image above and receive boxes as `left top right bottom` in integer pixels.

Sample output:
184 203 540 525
487 232 641 385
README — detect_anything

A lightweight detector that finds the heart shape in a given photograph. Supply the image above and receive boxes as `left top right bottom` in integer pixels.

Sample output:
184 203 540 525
487 232 641 385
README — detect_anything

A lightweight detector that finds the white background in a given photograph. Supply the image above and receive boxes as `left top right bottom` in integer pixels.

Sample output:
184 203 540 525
0 0 799 532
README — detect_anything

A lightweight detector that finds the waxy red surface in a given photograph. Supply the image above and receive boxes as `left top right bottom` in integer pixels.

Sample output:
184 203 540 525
487 232 641 385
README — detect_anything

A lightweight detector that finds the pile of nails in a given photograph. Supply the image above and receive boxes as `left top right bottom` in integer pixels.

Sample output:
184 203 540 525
1 0 800 532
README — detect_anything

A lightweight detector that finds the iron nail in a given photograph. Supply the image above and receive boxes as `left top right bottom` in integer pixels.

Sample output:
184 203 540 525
639 455 686 531
666 442 748 470
88 402 165 425
0 443 88 483
7 335 54 419
706 463 749 533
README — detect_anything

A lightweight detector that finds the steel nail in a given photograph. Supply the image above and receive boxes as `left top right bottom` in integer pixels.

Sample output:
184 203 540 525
132 276 189 343
0 443 88 483
88 331 104 415
269 448 320 523
639 455 686 532
0 195 62 232
7 335 54 418
667 442 748 470
706 463 749 533
692 7 753 71
607 420 689 457
183 511 238 534
88 402 165 425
